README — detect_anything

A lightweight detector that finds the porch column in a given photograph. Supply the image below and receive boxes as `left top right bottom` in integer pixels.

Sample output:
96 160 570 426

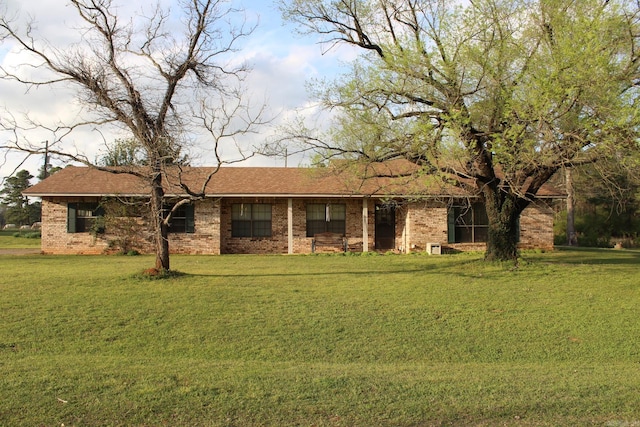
362 198 369 252
403 207 411 254
287 198 293 254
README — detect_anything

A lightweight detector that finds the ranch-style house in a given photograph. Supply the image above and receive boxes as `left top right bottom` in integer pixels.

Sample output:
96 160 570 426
23 165 563 255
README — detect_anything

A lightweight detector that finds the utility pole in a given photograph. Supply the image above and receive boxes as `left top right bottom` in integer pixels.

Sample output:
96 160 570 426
42 140 49 179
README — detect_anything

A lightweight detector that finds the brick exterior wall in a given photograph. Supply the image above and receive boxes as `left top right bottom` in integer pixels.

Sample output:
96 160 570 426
41 198 110 254
517 200 555 250
400 201 450 252
40 197 221 255
220 198 290 254
170 199 221 254
39 196 556 255
218 198 369 254
398 199 555 253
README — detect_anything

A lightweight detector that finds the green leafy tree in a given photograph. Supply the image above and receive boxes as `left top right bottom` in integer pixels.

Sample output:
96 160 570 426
279 0 640 261
99 138 189 167
556 150 640 247
0 170 39 226
99 138 148 167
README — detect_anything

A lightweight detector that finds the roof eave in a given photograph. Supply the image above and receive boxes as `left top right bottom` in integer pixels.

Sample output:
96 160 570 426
24 191 566 199
22 193 147 198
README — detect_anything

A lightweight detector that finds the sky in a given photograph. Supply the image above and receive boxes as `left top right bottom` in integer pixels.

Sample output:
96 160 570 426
0 0 358 182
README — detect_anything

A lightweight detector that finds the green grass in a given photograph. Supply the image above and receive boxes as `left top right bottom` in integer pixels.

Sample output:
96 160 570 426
0 230 41 248
1 249 639 426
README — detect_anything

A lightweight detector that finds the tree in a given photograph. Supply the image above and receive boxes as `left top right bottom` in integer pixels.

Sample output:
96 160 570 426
556 149 640 247
1 0 267 270
99 138 188 167
279 0 640 261
99 138 150 167
0 169 39 226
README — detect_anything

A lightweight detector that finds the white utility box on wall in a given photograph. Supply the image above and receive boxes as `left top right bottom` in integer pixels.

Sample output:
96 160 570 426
426 243 442 255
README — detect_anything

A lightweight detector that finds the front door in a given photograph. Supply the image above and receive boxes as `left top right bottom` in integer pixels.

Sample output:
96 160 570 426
375 204 396 250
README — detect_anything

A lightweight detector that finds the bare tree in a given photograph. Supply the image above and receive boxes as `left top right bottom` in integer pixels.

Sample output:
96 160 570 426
0 0 268 270
278 0 640 261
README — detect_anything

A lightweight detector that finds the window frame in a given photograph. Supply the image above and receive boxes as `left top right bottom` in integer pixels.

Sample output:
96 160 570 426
447 202 489 244
164 203 195 234
231 203 272 238
306 203 346 237
67 202 104 233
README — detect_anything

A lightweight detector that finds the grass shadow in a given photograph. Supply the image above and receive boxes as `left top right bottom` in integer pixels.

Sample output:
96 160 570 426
180 255 487 280
524 246 640 265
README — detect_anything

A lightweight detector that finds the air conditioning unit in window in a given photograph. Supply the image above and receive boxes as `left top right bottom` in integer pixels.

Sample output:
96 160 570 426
426 243 442 255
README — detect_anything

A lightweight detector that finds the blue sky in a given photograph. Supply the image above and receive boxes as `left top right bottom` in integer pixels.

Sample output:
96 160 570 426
0 0 357 181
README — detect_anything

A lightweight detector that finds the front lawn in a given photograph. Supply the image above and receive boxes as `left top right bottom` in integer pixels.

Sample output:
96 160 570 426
1 249 639 426
0 230 41 248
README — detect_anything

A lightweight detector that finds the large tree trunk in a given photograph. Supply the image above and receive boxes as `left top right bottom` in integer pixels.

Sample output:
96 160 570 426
150 168 170 271
483 190 520 262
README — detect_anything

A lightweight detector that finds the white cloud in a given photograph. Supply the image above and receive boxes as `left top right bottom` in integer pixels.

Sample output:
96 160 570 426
1 0 354 181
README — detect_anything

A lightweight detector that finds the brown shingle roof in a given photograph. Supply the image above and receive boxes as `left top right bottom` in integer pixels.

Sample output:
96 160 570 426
23 165 565 198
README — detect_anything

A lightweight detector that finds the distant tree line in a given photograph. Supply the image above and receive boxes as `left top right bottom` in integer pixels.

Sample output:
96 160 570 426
554 156 640 248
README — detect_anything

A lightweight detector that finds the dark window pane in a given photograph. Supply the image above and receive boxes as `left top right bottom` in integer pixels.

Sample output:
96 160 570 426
451 202 489 243
253 204 271 220
75 203 101 233
455 207 473 226
474 226 489 242
307 220 326 237
307 204 325 220
232 204 252 220
474 204 489 225
329 204 345 220
306 204 346 236
327 220 345 235
170 218 186 233
76 217 96 233
231 203 272 237
253 220 272 237
166 203 193 233
456 226 473 243
232 220 252 237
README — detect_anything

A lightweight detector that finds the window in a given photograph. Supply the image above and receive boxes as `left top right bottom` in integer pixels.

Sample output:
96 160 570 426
448 203 489 243
232 204 272 238
67 202 104 233
165 203 195 233
306 203 346 237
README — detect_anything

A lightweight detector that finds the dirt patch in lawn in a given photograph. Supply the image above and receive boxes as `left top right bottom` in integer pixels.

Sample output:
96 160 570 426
0 248 42 255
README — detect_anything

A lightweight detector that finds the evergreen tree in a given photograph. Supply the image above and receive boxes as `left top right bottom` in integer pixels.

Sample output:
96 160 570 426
0 170 38 226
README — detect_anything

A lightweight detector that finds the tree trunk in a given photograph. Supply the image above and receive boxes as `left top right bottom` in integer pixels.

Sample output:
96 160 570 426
150 168 170 271
483 191 520 262
565 167 577 246
485 217 520 261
